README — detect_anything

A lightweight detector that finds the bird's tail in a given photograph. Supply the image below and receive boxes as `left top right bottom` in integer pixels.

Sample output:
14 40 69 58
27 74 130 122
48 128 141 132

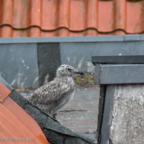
22 95 32 101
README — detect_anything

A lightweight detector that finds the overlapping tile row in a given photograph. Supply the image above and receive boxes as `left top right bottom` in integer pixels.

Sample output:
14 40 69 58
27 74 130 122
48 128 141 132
0 0 144 37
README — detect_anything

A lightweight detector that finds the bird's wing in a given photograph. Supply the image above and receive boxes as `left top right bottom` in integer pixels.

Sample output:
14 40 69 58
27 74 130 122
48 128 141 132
30 79 73 104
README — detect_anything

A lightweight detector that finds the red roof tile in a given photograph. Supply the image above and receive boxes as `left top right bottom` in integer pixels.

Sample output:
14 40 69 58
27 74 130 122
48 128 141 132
0 0 144 37
0 83 49 144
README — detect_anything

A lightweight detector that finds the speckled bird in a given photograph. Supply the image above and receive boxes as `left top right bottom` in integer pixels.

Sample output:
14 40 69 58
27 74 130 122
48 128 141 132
28 65 83 118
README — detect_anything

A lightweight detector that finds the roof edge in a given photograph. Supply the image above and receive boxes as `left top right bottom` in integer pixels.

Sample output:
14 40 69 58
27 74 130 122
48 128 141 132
0 35 143 44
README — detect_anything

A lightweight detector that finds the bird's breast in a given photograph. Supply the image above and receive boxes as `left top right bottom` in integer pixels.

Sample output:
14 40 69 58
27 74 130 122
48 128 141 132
66 77 75 89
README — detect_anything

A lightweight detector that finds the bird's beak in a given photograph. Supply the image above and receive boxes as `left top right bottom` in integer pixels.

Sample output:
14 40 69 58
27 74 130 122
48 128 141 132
75 72 84 75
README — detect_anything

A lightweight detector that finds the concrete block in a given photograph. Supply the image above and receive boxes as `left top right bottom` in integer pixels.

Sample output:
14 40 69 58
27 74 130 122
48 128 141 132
37 43 60 86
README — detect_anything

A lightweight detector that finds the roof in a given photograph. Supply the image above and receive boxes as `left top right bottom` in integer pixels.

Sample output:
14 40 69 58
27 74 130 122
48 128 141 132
0 77 49 144
0 0 144 37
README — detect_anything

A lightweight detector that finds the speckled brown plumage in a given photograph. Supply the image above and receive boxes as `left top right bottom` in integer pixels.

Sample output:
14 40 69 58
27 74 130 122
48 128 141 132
28 65 83 118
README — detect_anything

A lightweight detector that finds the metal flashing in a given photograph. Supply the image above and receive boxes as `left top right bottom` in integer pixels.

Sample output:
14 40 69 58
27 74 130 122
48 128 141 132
0 36 123 44
0 35 142 44
124 35 141 41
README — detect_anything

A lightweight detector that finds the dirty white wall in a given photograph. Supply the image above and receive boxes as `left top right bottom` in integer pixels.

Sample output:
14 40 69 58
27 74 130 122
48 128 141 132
110 85 144 144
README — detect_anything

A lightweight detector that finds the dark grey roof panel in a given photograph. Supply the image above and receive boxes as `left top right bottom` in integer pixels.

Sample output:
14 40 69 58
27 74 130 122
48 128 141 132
92 55 144 64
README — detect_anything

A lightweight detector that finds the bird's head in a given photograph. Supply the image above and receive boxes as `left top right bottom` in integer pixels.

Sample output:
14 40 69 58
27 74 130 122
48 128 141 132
56 65 83 77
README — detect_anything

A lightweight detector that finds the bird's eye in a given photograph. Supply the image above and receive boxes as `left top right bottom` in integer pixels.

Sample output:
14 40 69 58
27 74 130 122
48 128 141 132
68 68 71 71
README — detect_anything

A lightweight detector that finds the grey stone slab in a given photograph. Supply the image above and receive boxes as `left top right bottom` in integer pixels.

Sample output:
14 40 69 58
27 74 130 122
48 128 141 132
94 64 144 84
124 35 141 41
60 42 144 72
37 43 60 86
0 43 39 88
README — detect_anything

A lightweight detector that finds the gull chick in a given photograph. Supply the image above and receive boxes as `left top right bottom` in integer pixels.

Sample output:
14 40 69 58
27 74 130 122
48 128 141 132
28 65 83 118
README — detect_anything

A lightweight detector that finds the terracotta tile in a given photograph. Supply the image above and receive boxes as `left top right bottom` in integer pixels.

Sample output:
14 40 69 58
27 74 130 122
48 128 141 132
0 83 49 144
0 0 144 37
127 1 144 33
